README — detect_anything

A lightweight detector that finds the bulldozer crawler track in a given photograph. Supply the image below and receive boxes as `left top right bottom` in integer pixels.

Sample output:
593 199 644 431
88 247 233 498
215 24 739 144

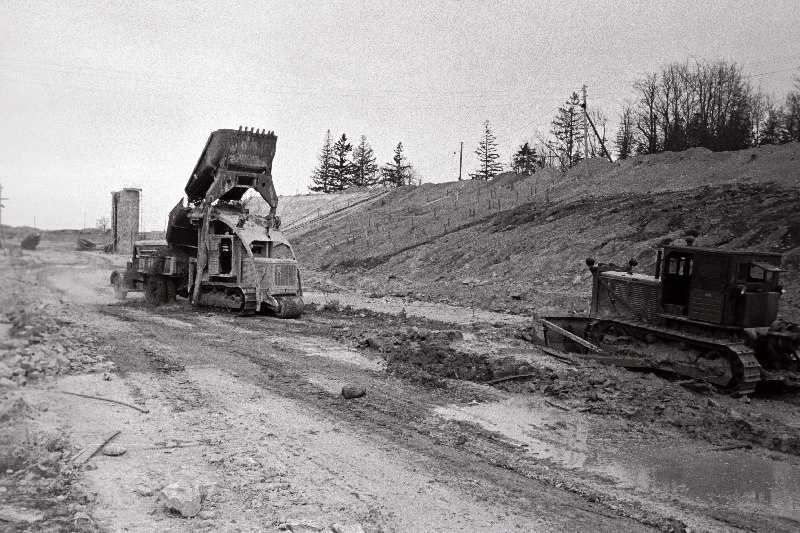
589 318 761 395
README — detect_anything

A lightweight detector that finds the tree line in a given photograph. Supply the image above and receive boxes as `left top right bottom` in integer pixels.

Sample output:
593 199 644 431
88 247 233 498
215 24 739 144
615 60 800 158
309 58 800 191
506 60 799 173
309 131 415 193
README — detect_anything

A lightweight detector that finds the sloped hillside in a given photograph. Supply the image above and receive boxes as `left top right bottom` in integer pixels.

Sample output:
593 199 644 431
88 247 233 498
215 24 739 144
282 143 800 321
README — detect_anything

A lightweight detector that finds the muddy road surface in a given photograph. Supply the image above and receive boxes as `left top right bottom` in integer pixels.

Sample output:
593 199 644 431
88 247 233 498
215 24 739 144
3 246 800 532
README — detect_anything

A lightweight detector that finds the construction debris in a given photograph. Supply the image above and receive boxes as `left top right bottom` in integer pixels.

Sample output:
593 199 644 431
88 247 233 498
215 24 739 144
71 430 121 465
60 390 149 413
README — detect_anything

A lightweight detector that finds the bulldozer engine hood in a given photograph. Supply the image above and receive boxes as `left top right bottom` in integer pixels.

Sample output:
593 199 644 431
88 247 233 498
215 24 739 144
215 210 296 308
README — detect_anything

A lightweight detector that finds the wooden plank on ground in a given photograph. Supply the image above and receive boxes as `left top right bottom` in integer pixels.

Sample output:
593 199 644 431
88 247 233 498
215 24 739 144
71 430 120 465
537 318 603 353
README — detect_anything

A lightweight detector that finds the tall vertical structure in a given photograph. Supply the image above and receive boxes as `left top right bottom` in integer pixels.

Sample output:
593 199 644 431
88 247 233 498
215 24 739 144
111 188 140 254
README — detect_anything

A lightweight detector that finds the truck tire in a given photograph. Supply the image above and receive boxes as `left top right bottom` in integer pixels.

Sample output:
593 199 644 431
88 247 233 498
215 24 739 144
111 272 128 300
165 279 178 302
145 275 168 306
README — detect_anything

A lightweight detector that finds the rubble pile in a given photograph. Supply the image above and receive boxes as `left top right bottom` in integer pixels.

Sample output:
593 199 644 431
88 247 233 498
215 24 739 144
0 394 98 532
0 261 112 389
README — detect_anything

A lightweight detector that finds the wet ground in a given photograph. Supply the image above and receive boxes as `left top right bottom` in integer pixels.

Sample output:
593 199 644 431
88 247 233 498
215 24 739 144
2 245 800 532
436 398 800 523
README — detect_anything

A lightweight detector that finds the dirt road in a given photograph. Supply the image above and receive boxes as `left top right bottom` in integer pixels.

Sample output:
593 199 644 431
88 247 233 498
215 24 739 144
4 246 800 532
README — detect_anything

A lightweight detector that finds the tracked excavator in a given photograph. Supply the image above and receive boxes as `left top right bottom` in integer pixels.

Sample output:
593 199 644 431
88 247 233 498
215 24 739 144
111 127 303 318
542 237 800 395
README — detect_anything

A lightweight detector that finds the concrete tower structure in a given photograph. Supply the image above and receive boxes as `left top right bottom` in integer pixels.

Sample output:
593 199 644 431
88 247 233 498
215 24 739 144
111 188 140 254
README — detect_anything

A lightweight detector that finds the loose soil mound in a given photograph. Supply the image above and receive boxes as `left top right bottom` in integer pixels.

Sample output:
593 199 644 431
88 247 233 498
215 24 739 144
287 143 800 322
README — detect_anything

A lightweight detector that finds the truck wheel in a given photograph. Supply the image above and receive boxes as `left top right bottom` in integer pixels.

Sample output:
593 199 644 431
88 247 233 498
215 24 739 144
111 273 128 300
145 276 167 306
165 279 178 302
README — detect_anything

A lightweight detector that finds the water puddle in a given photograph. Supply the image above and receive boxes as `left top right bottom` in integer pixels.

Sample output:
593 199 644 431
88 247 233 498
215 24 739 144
435 399 800 520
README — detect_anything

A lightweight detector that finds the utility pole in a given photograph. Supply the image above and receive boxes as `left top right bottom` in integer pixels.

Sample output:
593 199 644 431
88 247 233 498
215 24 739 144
582 84 589 181
458 141 463 181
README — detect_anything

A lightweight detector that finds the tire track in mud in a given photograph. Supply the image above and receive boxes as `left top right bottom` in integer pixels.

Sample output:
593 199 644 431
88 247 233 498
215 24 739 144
91 299 800 532
94 301 664 531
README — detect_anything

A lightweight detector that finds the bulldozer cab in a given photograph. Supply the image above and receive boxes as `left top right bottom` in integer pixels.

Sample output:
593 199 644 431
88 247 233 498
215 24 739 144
659 245 784 327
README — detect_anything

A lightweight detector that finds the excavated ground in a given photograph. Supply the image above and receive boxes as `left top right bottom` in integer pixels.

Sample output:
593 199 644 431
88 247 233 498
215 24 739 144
284 143 800 322
2 242 800 533
3 144 800 532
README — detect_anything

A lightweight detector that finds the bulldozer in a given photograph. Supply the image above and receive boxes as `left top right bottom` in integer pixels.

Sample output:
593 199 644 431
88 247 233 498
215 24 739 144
542 237 800 395
111 127 304 318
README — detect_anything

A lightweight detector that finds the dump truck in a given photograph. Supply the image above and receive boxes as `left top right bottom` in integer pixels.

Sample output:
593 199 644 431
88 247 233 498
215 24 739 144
110 127 304 318
542 237 800 394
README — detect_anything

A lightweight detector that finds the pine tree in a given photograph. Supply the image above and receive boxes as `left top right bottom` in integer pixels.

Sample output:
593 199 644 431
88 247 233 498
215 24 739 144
550 93 583 170
309 130 334 193
470 120 504 180
329 134 354 191
351 135 379 187
782 88 800 143
511 142 542 175
381 142 413 187
760 107 783 145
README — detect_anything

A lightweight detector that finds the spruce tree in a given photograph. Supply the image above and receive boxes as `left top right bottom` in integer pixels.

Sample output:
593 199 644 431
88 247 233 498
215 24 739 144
470 120 504 180
381 142 413 187
329 134 354 191
309 130 334 193
351 135 379 187
511 142 542 175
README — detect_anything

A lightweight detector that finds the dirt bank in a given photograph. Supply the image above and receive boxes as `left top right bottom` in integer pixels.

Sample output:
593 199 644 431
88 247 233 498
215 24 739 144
285 145 800 323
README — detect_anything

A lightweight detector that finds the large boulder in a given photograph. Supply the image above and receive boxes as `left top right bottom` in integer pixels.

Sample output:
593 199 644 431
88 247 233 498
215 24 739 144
159 482 202 517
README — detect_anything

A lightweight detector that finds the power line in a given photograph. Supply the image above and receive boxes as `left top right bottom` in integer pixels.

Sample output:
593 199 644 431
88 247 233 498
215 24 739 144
744 65 800 78
0 75 540 112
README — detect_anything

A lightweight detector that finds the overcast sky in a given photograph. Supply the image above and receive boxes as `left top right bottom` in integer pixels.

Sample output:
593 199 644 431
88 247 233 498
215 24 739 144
1 0 798 231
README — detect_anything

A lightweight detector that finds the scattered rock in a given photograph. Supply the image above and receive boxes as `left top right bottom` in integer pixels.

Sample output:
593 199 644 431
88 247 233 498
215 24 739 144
429 330 464 341
159 482 203 517
364 337 384 350
331 524 366 533
134 484 154 497
198 509 218 520
102 444 127 456
0 504 45 523
341 386 366 399
279 519 325 532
